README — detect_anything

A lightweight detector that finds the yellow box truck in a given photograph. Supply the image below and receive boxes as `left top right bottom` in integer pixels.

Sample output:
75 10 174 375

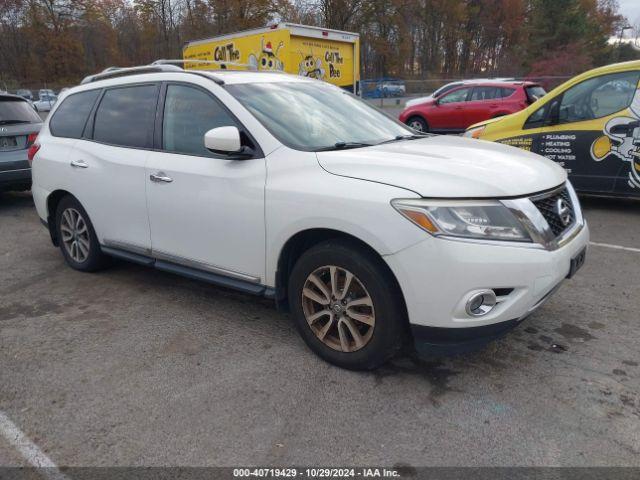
183 23 360 92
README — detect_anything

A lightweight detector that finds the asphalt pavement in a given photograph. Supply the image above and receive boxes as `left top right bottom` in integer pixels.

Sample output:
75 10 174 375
0 191 638 468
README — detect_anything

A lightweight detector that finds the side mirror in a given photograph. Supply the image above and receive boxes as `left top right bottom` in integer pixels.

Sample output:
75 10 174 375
204 126 242 154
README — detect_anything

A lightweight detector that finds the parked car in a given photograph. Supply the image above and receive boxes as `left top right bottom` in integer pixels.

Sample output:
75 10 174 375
465 61 640 198
399 81 546 134
38 88 55 97
361 78 406 98
405 78 516 108
16 89 34 101
0 93 42 192
31 65 588 370
33 94 58 112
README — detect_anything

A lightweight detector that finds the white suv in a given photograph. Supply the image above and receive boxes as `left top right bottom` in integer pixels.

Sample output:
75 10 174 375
30 65 589 370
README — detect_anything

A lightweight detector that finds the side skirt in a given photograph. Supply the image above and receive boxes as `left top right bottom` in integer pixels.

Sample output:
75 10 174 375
101 245 271 297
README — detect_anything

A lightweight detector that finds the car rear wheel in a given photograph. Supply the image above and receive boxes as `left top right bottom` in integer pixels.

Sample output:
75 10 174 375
55 196 108 272
288 240 406 370
407 116 428 133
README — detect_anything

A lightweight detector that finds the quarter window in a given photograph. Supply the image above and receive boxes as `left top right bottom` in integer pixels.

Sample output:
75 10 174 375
50 90 100 138
162 84 239 156
438 87 470 104
93 85 158 148
500 87 517 98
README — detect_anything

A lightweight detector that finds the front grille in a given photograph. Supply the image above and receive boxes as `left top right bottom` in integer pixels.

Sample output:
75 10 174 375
531 187 575 237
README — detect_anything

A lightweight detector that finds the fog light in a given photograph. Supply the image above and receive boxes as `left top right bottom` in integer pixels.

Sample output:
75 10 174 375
465 290 497 317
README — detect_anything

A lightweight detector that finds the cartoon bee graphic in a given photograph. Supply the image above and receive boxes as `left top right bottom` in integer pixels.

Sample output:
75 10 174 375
248 38 284 71
298 54 325 80
590 88 640 189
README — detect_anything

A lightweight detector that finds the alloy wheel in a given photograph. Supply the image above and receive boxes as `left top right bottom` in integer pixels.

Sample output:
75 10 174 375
60 207 90 263
301 266 375 352
409 120 424 131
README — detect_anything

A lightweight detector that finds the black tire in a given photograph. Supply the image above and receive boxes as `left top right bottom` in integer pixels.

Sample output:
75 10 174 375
406 116 428 133
55 195 108 272
288 239 406 370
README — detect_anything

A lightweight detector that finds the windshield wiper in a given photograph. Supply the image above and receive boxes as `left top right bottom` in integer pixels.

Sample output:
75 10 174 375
377 134 429 145
0 120 31 126
316 141 375 151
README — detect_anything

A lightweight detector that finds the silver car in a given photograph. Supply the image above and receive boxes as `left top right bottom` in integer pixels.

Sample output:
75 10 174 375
0 93 42 192
33 94 58 112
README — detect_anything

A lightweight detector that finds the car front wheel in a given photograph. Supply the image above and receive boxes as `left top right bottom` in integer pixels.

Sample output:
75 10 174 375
288 240 406 370
407 116 428 133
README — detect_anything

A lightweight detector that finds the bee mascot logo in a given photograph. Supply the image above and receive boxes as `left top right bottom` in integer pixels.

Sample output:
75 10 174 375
590 88 640 189
248 38 284 71
298 53 325 80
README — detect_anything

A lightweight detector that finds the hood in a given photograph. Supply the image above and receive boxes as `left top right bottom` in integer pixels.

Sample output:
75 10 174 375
316 135 567 198
467 114 515 131
405 95 434 108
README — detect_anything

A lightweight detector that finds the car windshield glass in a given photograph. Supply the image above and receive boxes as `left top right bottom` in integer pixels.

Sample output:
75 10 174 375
227 81 412 151
0 98 41 123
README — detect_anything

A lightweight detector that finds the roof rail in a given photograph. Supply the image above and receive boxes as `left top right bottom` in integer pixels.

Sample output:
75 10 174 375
80 58 255 86
80 64 183 85
152 58 252 69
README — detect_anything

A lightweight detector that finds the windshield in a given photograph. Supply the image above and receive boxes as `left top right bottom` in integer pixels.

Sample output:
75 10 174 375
432 83 461 98
227 81 413 151
0 98 41 124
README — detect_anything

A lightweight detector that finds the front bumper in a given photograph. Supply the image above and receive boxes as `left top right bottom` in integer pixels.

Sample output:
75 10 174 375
384 222 589 355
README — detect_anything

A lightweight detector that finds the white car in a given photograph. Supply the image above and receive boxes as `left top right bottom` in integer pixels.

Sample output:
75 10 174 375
30 65 589 370
33 94 57 112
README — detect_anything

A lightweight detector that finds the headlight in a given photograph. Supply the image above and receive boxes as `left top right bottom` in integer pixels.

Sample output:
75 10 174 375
463 125 486 139
392 199 531 242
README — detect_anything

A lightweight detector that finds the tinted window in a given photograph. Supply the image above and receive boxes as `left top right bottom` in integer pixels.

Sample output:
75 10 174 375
93 85 158 148
558 71 640 124
500 87 517 98
470 87 500 101
163 84 239 156
439 87 470 104
50 90 100 138
0 98 41 124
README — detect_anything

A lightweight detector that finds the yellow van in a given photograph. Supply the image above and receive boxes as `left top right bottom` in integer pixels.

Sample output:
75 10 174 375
465 61 640 197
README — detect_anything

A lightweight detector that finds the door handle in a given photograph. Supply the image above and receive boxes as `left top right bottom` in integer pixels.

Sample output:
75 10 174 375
70 159 88 169
150 172 173 183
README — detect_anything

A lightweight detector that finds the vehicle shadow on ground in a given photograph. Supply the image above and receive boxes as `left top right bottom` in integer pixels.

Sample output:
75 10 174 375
103 255 538 390
579 194 640 212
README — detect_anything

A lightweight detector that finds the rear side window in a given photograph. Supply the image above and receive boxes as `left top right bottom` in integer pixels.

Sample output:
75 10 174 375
500 87 516 98
0 98 41 124
93 85 158 148
470 87 500 101
162 84 239 157
50 90 100 138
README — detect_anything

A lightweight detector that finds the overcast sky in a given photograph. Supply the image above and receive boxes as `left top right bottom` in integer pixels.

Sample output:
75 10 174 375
618 0 640 28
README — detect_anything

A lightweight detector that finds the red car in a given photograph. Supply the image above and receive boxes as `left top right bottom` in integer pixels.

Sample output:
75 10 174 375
399 81 546 134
